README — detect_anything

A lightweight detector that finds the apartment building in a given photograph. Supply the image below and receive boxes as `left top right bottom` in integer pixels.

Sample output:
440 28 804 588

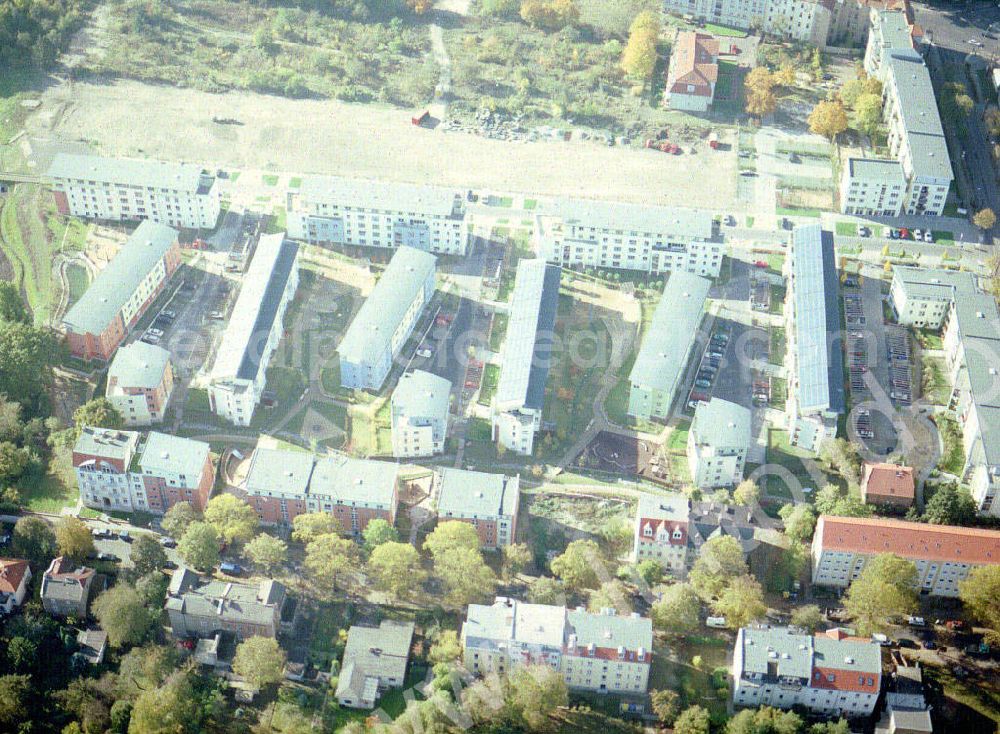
462 597 653 695
336 622 415 709
533 199 721 277
628 271 711 421
860 462 915 510
785 226 845 453
208 233 300 426
41 557 96 618
864 8 918 81
435 467 520 549
839 158 907 216
339 246 436 391
889 266 1000 515
286 175 469 255
62 221 181 361
732 627 882 717
47 153 221 229
665 32 719 112
491 259 561 455
165 567 286 639
106 341 175 426
73 427 215 514
0 559 32 615
390 370 451 458
811 515 1000 596
688 398 752 488
242 446 399 534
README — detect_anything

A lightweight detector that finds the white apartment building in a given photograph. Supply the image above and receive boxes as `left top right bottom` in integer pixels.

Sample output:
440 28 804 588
390 370 451 458
106 341 175 426
338 247 436 391
733 626 882 717
864 8 917 81
462 597 653 695
47 153 220 229
839 158 907 216
491 260 561 455
890 266 1000 515
208 233 300 426
688 398 752 488
811 515 1000 596
785 226 845 453
533 199 721 277
631 493 691 577
286 176 469 255
73 428 141 513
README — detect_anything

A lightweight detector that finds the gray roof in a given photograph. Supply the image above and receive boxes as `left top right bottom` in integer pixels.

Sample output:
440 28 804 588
338 247 436 368
107 341 172 390
566 608 653 652
211 233 299 382
495 260 561 411
887 710 932 733
545 198 714 240
47 153 213 193
691 398 752 450
76 629 108 661
164 570 285 626
629 271 711 392
875 11 915 53
892 266 974 302
636 491 690 522
738 627 881 682
310 454 398 506
689 501 759 555
391 370 451 422
437 467 519 519
846 157 906 183
299 175 463 218
464 598 567 651
790 226 845 414
73 426 140 462
137 432 210 479
41 558 94 603
336 620 414 700
885 55 953 182
907 132 953 181
63 220 178 335
243 447 315 498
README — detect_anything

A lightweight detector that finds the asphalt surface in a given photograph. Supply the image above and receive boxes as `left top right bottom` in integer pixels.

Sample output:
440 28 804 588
912 0 1000 58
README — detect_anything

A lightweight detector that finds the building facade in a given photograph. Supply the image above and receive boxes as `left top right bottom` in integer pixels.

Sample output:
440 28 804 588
631 493 691 576
732 627 882 717
435 468 520 549
335 622 414 709
390 370 451 458
41 557 95 618
47 153 220 229
839 158 907 216
688 398 752 488
665 32 719 112
286 176 469 255
62 221 181 361
533 199 721 277
811 515 1000 596
0 559 32 615
859 462 915 510
165 568 285 639
462 597 653 695
106 341 175 426
628 271 711 421
339 247 436 391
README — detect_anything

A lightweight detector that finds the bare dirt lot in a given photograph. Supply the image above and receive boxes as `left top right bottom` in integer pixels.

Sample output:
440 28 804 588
26 79 741 208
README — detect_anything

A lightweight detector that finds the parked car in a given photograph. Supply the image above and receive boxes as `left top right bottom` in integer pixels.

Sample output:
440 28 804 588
888 228 898 239
787 152 800 163
118 530 132 543
706 616 727 628
159 536 177 548
219 562 243 575
97 552 119 562
140 334 161 345
913 228 923 241
147 328 164 338
872 633 890 646
907 615 927 627
945 619 968 631
900 227 910 239
897 638 919 649
416 348 433 359
695 379 712 389
924 230 933 243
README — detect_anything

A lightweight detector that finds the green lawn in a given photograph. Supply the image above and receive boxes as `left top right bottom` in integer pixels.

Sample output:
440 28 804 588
921 356 951 405
770 376 787 410
65 263 90 307
477 363 500 406
489 312 508 352
915 329 944 351
523 198 538 210
715 60 738 99
776 206 823 218
18 447 79 513
764 428 816 499
932 230 955 245
667 419 691 453
704 22 747 37
769 326 786 366
288 177 302 188
934 414 965 476
262 174 279 186
320 365 341 394
766 253 785 272
835 221 858 237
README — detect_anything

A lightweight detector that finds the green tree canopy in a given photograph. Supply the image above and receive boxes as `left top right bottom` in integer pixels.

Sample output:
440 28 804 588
790 604 824 633
12 515 56 563
549 539 603 591
922 483 976 525
362 518 399 550
291 512 342 544
128 667 201 734
651 582 701 635
368 541 426 599
92 584 154 648
232 636 286 689
844 553 918 635
130 533 167 576
243 533 288 574
0 674 31 730
0 320 61 411
650 689 681 726
161 501 198 540
434 545 496 607
713 574 767 629
0 282 28 324
689 535 747 599
734 479 760 506
177 521 220 570
959 565 1000 645
72 398 124 436
204 494 258 545
674 705 711 734
303 533 357 592
423 520 481 558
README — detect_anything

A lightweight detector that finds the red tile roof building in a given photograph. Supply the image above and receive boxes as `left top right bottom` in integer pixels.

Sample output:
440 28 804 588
0 558 32 614
664 32 719 112
860 462 915 510
811 515 1000 597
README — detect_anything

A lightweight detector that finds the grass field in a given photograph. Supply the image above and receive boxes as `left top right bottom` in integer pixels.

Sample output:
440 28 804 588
65 263 90 306
835 221 858 236
477 363 500 407
934 414 965 476
764 428 816 499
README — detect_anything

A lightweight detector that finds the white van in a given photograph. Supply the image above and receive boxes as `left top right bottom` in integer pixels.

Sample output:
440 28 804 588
706 616 728 628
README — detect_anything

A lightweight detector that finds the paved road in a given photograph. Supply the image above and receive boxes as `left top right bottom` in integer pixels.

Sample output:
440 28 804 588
912 0 1000 58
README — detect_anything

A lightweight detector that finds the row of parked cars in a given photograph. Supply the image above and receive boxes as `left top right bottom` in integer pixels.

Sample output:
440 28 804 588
140 308 177 346
687 331 730 409
888 227 934 242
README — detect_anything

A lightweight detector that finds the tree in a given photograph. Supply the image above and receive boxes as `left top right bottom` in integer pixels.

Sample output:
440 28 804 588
713 574 766 628
0 320 61 409
362 519 398 550
674 705 711 734
204 494 258 545
652 582 701 635
922 482 977 525
844 553 918 635
985 106 1000 137
587 580 633 613
424 520 481 558
368 541 426 599
839 78 865 108
304 533 356 590
161 501 197 540
502 542 532 579
233 636 286 689
974 208 996 231
734 479 760 506
405 0 433 13
12 515 55 563
959 565 1000 645
434 545 496 606
0 441 28 484
791 604 824 633
506 665 569 731
727 707 803 734
520 0 579 31
809 99 849 140
775 64 796 87
72 398 124 435
0 282 28 324
550 539 602 590
814 483 872 518
177 521 220 570
291 512 342 543
480 0 521 17
689 535 747 599
135 571 169 607
428 629 463 665
651 689 681 726
243 533 287 574
621 11 660 84
528 576 564 605
636 558 663 586
129 668 201 734
110 700 132 734
6 636 37 672
0 674 31 730
779 503 817 543
131 533 167 576
854 93 883 137
745 68 777 119
93 584 153 647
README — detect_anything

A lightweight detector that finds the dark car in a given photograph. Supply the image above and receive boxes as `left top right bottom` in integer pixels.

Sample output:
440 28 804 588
118 530 132 543
897 638 919 649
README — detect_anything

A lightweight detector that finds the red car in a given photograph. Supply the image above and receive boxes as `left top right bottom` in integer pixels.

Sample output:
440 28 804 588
900 227 910 239
754 260 768 268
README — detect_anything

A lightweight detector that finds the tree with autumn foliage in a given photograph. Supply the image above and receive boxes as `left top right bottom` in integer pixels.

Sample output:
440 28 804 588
621 11 660 86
